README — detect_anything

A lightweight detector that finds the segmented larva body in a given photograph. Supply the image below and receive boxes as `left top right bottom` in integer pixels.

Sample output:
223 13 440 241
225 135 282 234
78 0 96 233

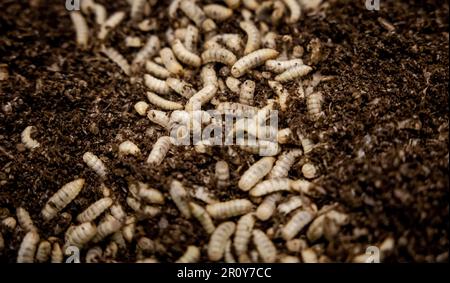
83 152 107 178
16 207 37 232
306 210 349 242
166 78 196 99
224 240 236 263
2 217 17 230
267 80 289 111
208 222 236 261
147 109 170 128
35 240 51 263
92 214 122 243
168 0 181 18
281 209 315 240
200 64 218 87
122 216 136 243
41 178 85 221
146 91 183 111
274 64 313 82
225 76 241 93
203 4 233 21
145 61 170 79
176 245 201 263
179 0 207 28
98 11 126 40
256 193 282 221
301 248 318 263
21 126 40 150
302 163 318 179
100 46 131 76
298 133 315 154
277 128 292 144
86 246 103 263
147 136 172 165
201 48 237 66
92 3 107 25
184 25 199 52
234 213 254 256
291 179 326 195
216 102 257 116
189 202 215 234
118 140 141 157
243 0 260 11
206 199 253 219
172 39 201 67
205 34 243 54
144 74 171 95
110 203 126 223
17 231 40 263
277 196 303 215
215 160 230 189
252 229 277 263
283 0 301 23
76 197 113 223
238 157 276 191
134 101 149 116
240 21 261 54
126 36 142 47
169 180 191 219
306 92 324 121
50 242 63 263
231 49 279 77
133 36 161 67
249 178 292 197
138 186 164 205
185 84 218 111
159 47 184 75
269 149 303 178
66 222 97 248
265 59 304 73
239 80 255 105
70 12 89 49
262 32 277 49
131 0 147 20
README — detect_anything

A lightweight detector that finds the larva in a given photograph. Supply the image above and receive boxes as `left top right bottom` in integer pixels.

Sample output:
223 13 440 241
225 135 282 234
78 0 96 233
189 202 215 234
179 0 206 27
98 11 126 40
86 246 103 263
302 163 318 179
80 0 95 13
206 199 253 219
306 92 324 121
255 193 282 221
224 240 236 263
176 245 200 263
146 91 183 111
281 208 315 240
147 136 172 165
231 48 279 78
285 238 307 253
185 84 218 111
147 109 170 128
110 203 126 222
240 21 261 54
2 217 17 230
279 254 300 263
169 180 191 218
200 64 218 87
184 25 199 52
291 179 326 196
83 151 107 178
21 126 40 150
234 213 254 256
92 3 107 25
203 4 233 21
92 214 122 243
225 76 241 93
76 197 113 223
131 0 147 20
277 128 292 144
16 207 37 232
17 231 40 263
201 48 237 66
301 248 318 263
125 36 142 48
134 101 149 116
242 0 260 10
168 0 182 18
159 47 184 75
172 39 202 67
191 185 219 205
269 149 302 178
144 74 171 95
306 210 349 242
262 32 277 49
145 61 170 79
166 78 196 99
271 1 286 24
201 18 217 33
267 80 289 111
239 80 255 105
100 46 131 76
208 221 236 261
274 64 313 82
122 216 136 243
283 0 301 23
41 178 85 221
252 229 277 263
70 12 89 49
118 140 141 157
265 59 304 73
50 242 63 263
249 178 292 197
138 186 164 205
65 222 97 248
35 240 51 263
215 160 230 189
132 36 161 67
238 157 276 191
206 34 243 54
216 102 257 116
298 133 315 154
277 195 303 215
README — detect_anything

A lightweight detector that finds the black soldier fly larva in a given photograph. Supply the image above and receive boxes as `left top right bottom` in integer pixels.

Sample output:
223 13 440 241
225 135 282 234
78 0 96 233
203 4 233 21
249 178 292 197
16 207 37 232
21 126 40 150
100 46 131 76
255 193 282 221
201 48 237 66
146 91 183 110
208 221 235 261
76 197 113 223
306 91 324 121
274 64 313 82
269 149 303 178
83 151 107 178
147 110 170 128
17 231 40 263
240 21 261 54
189 202 215 234
238 157 276 191
35 240 51 263
215 160 230 189
98 11 126 40
283 0 302 23
231 48 279 77
252 229 277 263
234 213 255 257
277 195 303 215
206 199 253 219
239 80 255 105
176 245 201 263
147 136 172 165
145 61 171 79
92 214 122 243
118 140 141 157
132 35 161 68
172 39 202 68
169 180 192 219
281 208 316 240
134 101 149 116
70 12 89 49
166 78 197 98
160 47 184 75
144 74 172 95
65 222 97 249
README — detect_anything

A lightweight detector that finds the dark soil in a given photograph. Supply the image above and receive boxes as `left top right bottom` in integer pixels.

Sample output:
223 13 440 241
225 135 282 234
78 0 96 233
0 0 448 263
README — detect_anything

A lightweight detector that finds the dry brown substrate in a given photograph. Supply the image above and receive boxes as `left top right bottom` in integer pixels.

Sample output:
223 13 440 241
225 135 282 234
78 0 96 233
0 0 448 262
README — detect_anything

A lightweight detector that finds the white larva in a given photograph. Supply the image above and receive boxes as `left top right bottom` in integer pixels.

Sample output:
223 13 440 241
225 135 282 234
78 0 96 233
86 246 103 263
238 157 276 191
35 240 51 263
306 210 349 242
17 231 40 263
145 61 170 79
206 199 253 219
176 245 200 263
201 18 217 33
50 242 63 263
277 128 292 144
240 21 261 54
122 216 136 243
224 0 241 9
133 36 161 67
203 4 233 21
200 64 218 87
146 91 183 111
239 80 255 105
21 126 40 150
100 46 131 76
179 0 206 27
92 3 107 25
277 195 303 215
134 101 149 116
76 197 113 223
265 59 304 73
131 0 147 20
168 0 182 18
138 186 164 205
80 0 95 13
215 160 230 189
279 254 300 263
205 34 243 54
65 222 97 248
16 207 37 232
70 12 89 49
144 74 172 95
225 76 241 93
271 1 286 24
208 221 236 261
184 25 199 52
262 32 277 49
166 78 196 99
274 64 313 82
140 205 161 219
301 248 318 263
267 80 289 111
255 193 282 221
169 180 191 219
147 109 170 129
125 36 142 48
242 0 260 10
92 214 122 243
159 47 184 75
234 213 254 256
189 202 215 234
118 140 141 157
290 179 326 196
224 240 236 263
302 163 318 179
98 11 126 40
2 217 17 231
281 209 315 240
110 203 126 223
191 185 219 205
306 92 324 121
201 48 237 66
252 229 277 263
216 102 257 116
249 178 292 197
283 0 301 23
171 39 202 67
298 133 315 154
147 136 172 165
41 178 85 221
185 84 218 111
231 48 279 78
269 149 302 178
83 152 107 178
